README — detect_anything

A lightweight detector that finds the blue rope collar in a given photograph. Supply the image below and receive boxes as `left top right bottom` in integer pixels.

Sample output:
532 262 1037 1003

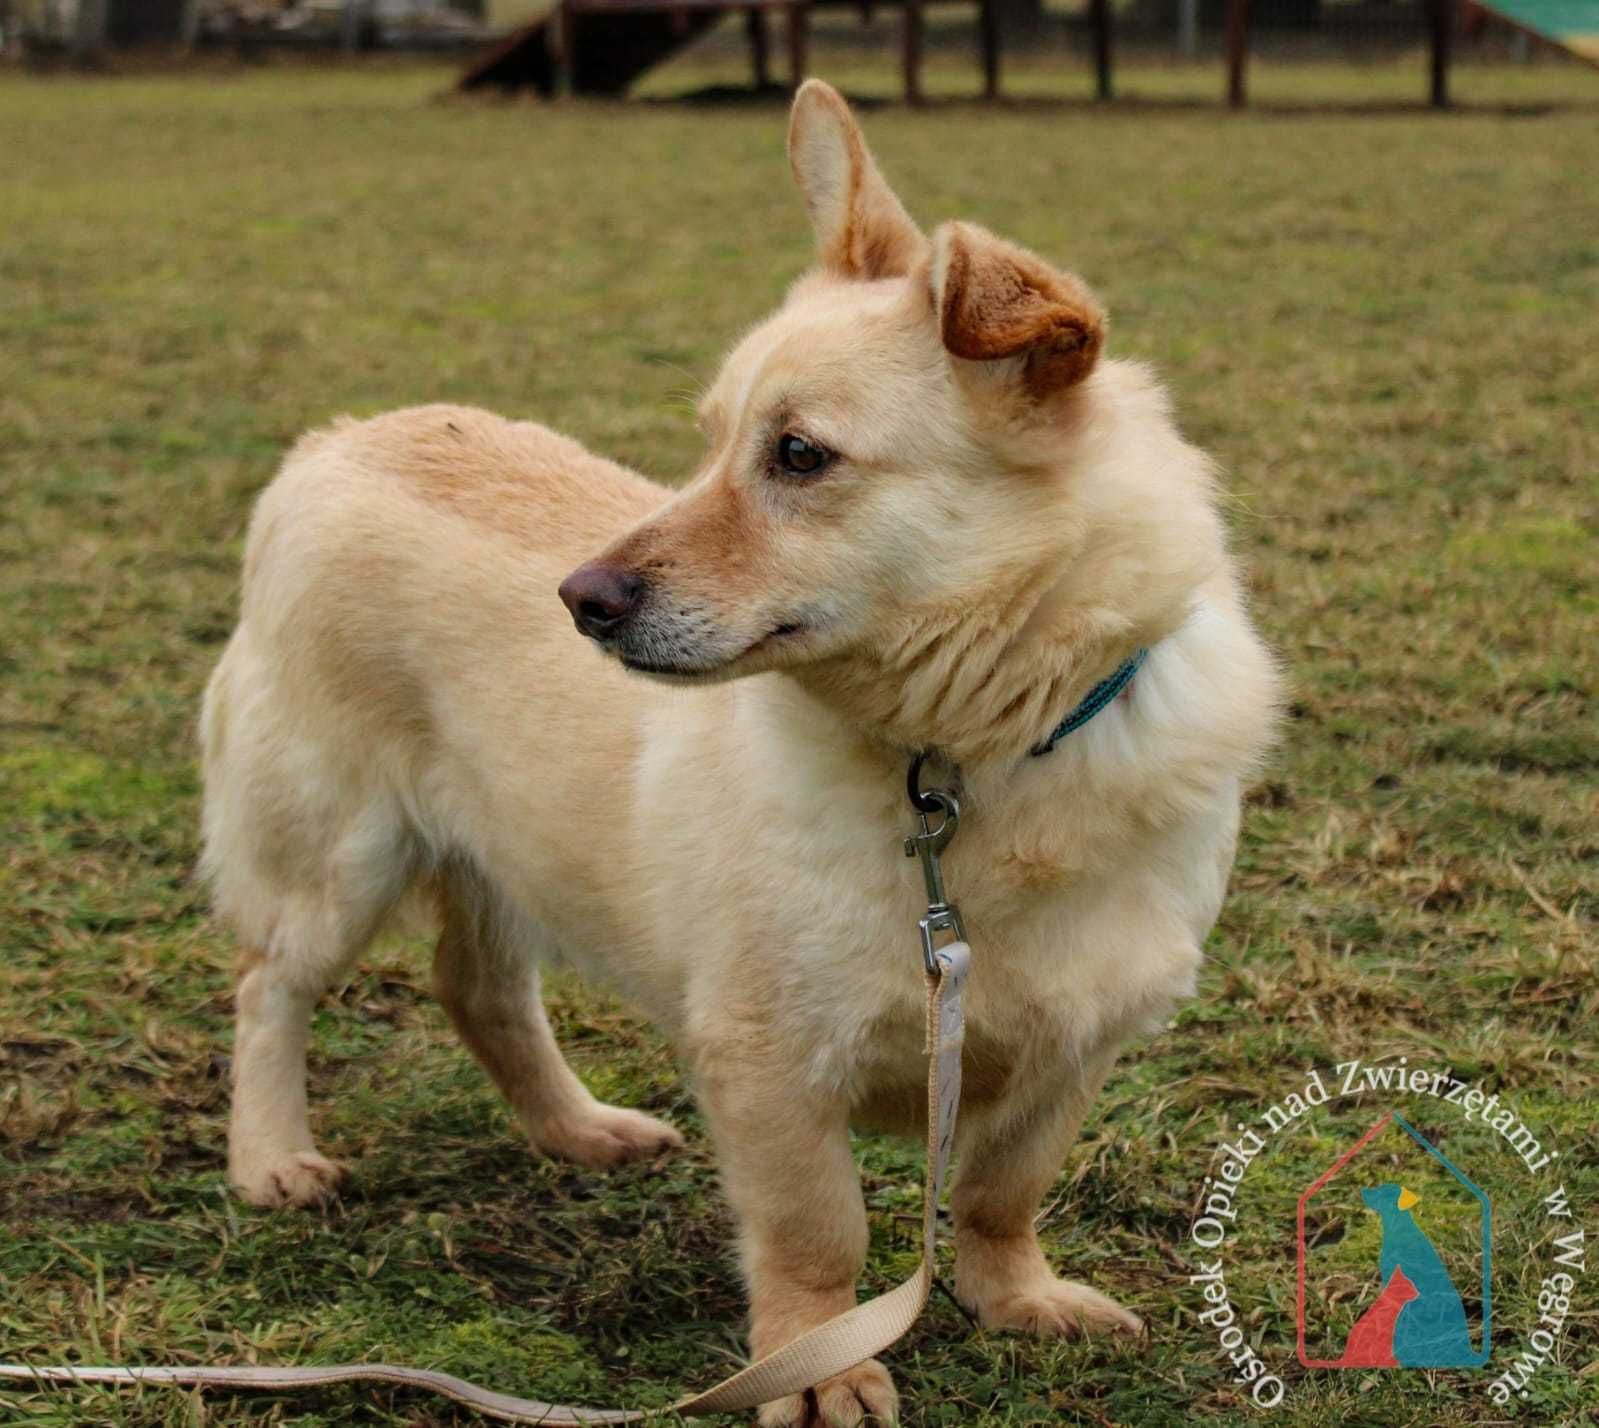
1028 648 1148 757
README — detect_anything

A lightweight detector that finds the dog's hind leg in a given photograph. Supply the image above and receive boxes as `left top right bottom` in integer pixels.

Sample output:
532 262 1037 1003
230 944 353 1209
431 867 683 1169
224 805 417 1209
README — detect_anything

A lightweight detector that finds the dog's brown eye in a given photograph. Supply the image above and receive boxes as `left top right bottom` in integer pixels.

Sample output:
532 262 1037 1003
775 433 831 478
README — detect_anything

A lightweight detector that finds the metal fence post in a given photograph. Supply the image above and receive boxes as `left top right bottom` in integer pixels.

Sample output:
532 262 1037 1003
71 0 108 66
340 0 363 51
1177 0 1197 55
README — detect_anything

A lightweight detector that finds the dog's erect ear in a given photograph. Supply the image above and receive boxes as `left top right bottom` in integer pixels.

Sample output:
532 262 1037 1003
931 221 1106 399
788 80 924 280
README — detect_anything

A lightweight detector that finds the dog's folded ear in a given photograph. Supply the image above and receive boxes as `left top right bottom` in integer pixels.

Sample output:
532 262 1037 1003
788 80 925 281
932 221 1106 400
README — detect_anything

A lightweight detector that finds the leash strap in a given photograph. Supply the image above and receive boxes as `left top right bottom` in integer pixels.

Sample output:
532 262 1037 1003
0 943 971 1424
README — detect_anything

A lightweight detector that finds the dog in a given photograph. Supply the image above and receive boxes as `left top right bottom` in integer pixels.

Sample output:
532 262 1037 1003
200 80 1280 1426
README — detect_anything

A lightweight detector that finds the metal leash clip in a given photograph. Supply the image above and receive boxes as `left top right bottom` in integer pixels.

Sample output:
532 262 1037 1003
905 752 967 975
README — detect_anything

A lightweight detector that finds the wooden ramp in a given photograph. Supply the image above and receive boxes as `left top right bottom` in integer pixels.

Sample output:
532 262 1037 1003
461 1 734 96
1472 0 1599 64
460 0 1001 101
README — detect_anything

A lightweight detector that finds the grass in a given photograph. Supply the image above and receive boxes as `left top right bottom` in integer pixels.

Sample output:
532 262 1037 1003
1 46 1596 1428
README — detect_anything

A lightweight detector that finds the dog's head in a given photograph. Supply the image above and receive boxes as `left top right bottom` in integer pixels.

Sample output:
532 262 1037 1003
560 82 1133 716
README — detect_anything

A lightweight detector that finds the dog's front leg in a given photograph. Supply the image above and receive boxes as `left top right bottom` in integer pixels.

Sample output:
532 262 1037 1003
952 1047 1144 1341
694 1037 897 1428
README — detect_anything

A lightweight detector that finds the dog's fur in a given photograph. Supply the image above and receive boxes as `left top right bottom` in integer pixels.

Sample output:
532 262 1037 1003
201 82 1280 1426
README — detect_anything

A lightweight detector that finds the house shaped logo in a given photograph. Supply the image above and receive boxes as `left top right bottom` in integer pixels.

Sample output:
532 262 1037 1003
1297 1111 1491 1369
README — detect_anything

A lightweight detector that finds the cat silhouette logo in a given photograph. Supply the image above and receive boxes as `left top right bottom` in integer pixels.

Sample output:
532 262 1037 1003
1297 1111 1491 1369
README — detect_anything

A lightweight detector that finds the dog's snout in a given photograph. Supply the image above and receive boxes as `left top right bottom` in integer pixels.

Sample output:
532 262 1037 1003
559 563 645 641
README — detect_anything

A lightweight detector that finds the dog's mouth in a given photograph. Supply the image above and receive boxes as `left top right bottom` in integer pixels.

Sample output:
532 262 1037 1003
759 621 806 645
618 620 808 680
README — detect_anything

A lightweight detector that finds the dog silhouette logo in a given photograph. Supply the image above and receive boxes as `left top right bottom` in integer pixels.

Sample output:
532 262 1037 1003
1297 1111 1491 1369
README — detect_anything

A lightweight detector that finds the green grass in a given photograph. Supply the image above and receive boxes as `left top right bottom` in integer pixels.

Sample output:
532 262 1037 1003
2 49 1596 1428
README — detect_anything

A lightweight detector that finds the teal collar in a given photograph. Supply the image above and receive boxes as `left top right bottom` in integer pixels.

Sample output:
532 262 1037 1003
1029 648 1148 758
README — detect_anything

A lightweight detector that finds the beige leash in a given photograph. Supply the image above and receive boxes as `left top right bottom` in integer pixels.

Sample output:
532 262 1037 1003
0 942 970 1424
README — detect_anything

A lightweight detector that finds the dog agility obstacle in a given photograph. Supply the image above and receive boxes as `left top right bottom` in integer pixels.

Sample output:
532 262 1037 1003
459 0 1014 102
459 0 1599 107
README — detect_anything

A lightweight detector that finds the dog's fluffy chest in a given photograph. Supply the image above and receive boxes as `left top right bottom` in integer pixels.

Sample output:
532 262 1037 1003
816 873 1165 1117
697 790 1191 1126
654 664 1232 1121
841 943 1077 1135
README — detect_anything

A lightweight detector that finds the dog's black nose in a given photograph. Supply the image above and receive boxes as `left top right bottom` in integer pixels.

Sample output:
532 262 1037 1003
558 563 644 641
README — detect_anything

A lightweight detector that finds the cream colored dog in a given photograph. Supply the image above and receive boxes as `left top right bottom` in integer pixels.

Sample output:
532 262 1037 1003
201 81 1279 1426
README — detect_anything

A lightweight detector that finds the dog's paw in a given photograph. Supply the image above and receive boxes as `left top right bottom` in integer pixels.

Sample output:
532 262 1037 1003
972 1278 1144 1341
231 1150 348 1209
757 1359 897 1428
537 1103 684 1169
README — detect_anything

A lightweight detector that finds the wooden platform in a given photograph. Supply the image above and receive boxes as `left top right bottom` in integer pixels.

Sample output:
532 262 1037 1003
459 0 1006 102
